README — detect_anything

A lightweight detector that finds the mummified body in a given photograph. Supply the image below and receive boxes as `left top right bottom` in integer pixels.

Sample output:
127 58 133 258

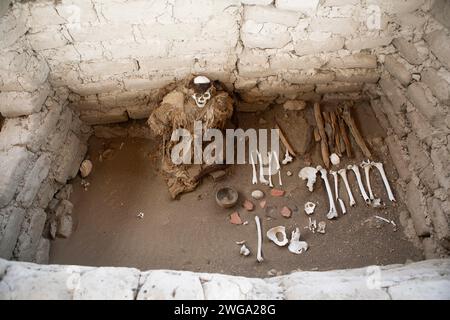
148 76 234 199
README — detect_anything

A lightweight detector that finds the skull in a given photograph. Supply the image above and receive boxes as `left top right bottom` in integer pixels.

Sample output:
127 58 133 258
191 75 213 108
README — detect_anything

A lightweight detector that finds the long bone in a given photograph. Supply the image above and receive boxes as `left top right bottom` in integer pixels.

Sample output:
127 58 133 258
257 151 269 185
330 171 346 214
250 152 258 185
371 161 396 202
268 152 274 188
272 150 282 186
338 168 356 207
255 216 264 263
317 166 338 219
348 164 370 204
360 160 374 200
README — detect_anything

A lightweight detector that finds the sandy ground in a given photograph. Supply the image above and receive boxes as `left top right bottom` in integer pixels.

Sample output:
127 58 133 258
50 102 423 277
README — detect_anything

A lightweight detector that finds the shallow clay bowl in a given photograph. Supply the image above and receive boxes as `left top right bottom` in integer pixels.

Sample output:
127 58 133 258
216 187 238 208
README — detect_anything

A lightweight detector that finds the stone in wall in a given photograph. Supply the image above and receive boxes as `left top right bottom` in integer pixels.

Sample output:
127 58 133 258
0 207 25 259
421 68 450 105
0 147 33 208
0 83 51 117
425 30 450 70
14 208 47 262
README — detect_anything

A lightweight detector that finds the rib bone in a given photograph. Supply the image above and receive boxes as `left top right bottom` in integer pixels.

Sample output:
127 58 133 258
348 164 370 204
371 161 396 202
255 216 263 263
338 169 356 207
250 152 258 185
360 160 374 200
317 166 338 219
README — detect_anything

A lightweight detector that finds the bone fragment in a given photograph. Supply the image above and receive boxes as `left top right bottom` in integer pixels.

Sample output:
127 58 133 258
281 149 293 165
257 151 269 185
317 166 338 219
268 152 274 188
240 244 250 256
250 152 258 185
338 168 356 207
266 226 288 246
361 160 375 200
299 167 318 192
288 227 308 254
255 216 264 263
349 164 370 204
372 161 396 202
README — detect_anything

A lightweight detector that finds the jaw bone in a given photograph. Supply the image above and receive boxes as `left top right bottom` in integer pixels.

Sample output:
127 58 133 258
299 167 318 192
348 164 370 205
288 227 308 254
338 168 356 207
317 166 338 219
330 171 346 214
371 161 396 202
266 226 289 246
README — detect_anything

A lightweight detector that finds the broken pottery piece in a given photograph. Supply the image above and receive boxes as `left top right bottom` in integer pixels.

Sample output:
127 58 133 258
317 221 326 234
280 206 292 218
271 189 285 197
259 200 267 209
304 202 316 215
267 226 289 246
240 244 250 256
243 200 255 211
251 190 264 200
298 167 318 192
229 212 243 225
80 160 93 178
288 227 308 254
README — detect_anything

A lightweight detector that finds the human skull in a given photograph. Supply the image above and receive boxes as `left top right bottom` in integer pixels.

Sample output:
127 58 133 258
192 75 213 108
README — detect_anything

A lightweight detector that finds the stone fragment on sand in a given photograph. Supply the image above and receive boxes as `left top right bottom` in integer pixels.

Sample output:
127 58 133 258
259 200 267 209
280 206 292 218
243 200 255 211
251 190 264 200
271 189 285 197
229 212 243 225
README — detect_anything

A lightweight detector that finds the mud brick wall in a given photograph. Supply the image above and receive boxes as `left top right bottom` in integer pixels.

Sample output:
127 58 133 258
8 0 429 123
0 2 90 263
371 0 450 258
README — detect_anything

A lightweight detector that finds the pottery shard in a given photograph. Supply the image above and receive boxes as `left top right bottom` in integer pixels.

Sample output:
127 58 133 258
229 212 243 225
243 200 255 211
271 189 285 197
280 206 292 218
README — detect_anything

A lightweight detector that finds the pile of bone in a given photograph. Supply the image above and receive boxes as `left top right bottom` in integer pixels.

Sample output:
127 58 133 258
299 160 395 220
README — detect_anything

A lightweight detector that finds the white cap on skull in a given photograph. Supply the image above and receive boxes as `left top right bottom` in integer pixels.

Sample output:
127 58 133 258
193 75 211 85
